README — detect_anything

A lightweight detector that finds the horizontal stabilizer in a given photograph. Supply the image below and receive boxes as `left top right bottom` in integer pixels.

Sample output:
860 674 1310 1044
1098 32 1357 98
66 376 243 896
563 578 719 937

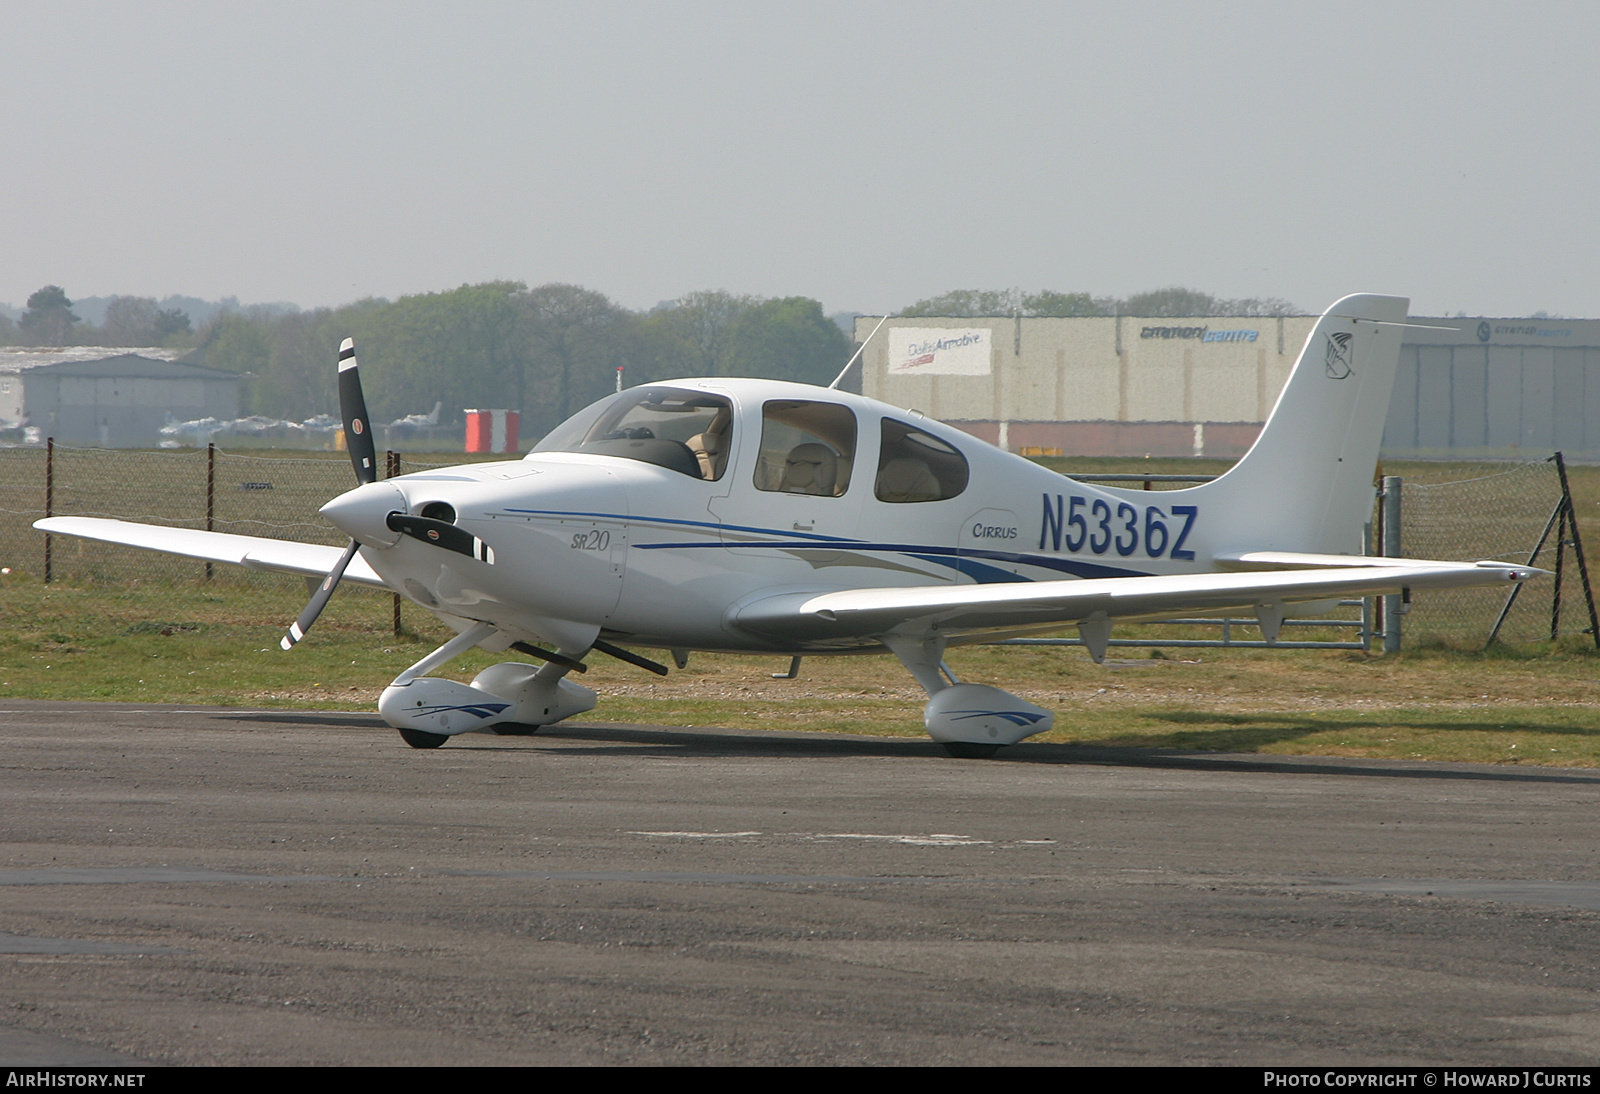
32 517 389 589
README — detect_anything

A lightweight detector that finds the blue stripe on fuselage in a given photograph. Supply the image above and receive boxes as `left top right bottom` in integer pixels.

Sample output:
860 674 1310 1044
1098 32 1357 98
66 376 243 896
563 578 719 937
499 507 1151 582
502 507 850 543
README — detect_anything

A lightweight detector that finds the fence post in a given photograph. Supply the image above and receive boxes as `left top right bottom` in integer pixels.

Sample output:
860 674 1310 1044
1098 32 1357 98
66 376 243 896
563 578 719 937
1551 452 1600 649
1552 503 1566 640
1486 461 1568 649
43 437 53 584
1380 475 1403 653
205 443 215 582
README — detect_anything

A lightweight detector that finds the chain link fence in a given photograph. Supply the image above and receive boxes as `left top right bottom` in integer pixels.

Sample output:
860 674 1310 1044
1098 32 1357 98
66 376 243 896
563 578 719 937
1397 460 1595 646
1 445 1590 648
0 445 476 637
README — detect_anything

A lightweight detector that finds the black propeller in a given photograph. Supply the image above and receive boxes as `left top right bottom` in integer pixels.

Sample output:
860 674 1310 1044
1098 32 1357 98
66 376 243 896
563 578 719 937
386 513 496 564
338 338 378 485
280 540 362 650
280 338 374 651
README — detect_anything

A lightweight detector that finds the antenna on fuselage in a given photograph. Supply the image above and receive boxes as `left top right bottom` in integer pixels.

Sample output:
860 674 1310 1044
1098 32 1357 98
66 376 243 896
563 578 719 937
828 312 893 390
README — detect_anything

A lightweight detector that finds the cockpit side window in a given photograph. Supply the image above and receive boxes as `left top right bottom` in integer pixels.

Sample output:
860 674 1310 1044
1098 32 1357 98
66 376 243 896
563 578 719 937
532 387 734 481
875 418 969 503
755 400 857 497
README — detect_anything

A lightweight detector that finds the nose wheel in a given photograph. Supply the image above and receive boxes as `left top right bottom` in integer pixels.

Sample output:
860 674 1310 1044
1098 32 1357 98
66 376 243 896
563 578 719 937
398 728 449 749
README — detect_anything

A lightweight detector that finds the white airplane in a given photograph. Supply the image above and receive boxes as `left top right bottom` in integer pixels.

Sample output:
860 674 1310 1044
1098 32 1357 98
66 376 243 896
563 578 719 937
390 400 444 430
36 295 1537 756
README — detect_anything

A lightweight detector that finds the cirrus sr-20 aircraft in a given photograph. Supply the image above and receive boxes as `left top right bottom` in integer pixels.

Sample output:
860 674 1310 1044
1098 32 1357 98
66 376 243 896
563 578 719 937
36 295 1538 756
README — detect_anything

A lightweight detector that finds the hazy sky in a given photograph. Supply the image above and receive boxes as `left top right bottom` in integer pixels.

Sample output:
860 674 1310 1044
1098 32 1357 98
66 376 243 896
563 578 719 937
5 1 1598 318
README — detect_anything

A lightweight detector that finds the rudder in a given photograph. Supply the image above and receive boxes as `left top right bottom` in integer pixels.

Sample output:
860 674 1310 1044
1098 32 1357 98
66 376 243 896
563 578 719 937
1180 294 1409 556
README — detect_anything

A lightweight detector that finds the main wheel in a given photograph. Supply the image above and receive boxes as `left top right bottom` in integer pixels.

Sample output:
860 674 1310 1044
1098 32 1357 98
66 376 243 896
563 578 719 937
941 742 1001 759
491 723 542 737
398 728 449 749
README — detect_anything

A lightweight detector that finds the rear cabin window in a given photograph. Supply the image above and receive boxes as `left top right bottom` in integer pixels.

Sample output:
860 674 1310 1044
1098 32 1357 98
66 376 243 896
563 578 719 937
875 418 969 503
533 387 734 481
754 400 857 497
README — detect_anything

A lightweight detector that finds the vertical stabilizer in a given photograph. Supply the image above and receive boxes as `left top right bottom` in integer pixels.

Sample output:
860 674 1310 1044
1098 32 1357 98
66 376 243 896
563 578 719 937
1182 294 1408 556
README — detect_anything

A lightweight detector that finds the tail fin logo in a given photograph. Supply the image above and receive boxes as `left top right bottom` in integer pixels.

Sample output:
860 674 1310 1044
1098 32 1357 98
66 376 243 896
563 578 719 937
1324 331 1354 379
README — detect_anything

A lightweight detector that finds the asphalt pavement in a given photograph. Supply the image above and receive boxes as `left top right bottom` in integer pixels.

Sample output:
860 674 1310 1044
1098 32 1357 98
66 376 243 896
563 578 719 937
2 700 1598 1066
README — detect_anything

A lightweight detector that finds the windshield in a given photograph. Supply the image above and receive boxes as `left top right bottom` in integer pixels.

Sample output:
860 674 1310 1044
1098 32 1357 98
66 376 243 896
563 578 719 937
532 386 734 480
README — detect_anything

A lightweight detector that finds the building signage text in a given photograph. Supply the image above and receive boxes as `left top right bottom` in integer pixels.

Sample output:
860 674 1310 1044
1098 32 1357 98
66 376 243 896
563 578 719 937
1139 326 1259 342
888 328 992 376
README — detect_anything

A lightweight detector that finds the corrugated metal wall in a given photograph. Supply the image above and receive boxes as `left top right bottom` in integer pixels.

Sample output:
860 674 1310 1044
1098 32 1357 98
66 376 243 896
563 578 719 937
1382 344 1600 457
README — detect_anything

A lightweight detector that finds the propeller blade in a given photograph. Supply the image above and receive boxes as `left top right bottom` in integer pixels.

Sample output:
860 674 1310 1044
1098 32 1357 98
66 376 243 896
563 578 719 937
338 338 378 485
280 539 361 650
385 513 496 564
281 339 378 650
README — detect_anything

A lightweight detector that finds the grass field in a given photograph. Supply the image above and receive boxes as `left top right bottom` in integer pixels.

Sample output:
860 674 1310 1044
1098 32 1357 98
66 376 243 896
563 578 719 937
2 449 1597 766
3 573 1597 767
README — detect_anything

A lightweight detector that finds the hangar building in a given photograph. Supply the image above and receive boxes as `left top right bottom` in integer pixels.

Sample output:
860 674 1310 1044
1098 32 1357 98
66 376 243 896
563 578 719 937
855 313 1600 460
0 349 239 447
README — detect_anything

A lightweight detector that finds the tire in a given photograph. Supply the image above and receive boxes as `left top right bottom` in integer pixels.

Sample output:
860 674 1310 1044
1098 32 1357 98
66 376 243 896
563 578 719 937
491 723 542 737
941 742 1001 759
398 728 449 749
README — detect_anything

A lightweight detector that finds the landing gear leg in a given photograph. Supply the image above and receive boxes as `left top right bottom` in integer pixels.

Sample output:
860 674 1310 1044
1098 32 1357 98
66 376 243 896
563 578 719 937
377 622 596 745
882 633 1053 757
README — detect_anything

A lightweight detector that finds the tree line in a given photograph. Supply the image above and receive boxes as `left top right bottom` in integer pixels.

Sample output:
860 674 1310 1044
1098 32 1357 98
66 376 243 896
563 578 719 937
2 280 1304 437
206 284 854 435
3 283 854 436
1 286 196 348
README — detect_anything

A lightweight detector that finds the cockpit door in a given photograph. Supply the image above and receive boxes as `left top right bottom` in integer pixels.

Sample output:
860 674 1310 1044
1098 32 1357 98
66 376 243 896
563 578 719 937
708 397 865 566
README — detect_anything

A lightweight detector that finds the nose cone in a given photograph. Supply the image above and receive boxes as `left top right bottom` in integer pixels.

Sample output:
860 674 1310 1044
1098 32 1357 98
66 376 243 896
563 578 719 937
321 482 405 547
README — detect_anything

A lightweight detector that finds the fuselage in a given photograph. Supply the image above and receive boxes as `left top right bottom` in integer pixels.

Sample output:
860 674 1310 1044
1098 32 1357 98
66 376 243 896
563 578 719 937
327 378 1231 656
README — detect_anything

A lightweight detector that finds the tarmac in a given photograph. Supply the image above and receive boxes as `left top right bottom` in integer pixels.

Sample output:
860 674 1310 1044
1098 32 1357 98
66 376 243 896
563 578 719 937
2 700 1599 1066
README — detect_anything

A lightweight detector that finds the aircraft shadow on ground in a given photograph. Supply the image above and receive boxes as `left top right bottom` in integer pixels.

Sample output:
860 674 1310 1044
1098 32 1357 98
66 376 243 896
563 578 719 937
211 710 1600 786
438 720 1600 786
221 710 389 728
1110 709 1600 751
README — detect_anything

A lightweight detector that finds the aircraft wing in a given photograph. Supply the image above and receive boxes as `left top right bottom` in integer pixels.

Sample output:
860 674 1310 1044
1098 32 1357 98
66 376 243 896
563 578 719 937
1214 550 1507 571
31 517 389 590
732 561 1537 642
